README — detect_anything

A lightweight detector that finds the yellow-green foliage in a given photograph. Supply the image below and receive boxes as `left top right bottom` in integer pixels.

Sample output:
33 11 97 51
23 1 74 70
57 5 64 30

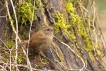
42 58 48 64
17 2 37 24
53 11 76 41
36 0 44 12
54 1 102 61
17 57 23 64
54 12 70 33
36 0 43 6
17 55 26 64
5 40 15 49
65 2 95 60
65 2 75 13
94 43 103 56
66 1 103 60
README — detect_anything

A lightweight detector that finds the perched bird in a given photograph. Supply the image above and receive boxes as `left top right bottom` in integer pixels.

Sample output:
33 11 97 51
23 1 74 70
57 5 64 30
18 26 67 70
29 26 54 55
18 26 54 55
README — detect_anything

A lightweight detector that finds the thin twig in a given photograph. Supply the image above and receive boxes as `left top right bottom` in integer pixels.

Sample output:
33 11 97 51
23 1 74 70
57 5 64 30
0 65 7 71
54 36 85 71
26 0 36 71
9 49 12 71
1 62 56 71
5 0 29 68
9 0 18 64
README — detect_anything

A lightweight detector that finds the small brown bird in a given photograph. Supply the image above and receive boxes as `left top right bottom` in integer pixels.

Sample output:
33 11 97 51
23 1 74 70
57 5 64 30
28 26 54 55
18 26 66 70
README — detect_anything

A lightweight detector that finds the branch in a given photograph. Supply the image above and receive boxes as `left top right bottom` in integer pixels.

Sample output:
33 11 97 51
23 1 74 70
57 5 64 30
54 36 85 71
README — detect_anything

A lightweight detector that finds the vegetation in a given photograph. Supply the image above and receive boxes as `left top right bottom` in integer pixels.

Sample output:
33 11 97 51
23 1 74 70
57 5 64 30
0 0 106 71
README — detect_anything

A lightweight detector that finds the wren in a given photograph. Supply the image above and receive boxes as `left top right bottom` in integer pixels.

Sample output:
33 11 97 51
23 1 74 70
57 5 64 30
28 26 54 55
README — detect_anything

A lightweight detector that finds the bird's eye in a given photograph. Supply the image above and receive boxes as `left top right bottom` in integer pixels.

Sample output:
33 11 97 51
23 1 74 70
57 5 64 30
45 28 50 31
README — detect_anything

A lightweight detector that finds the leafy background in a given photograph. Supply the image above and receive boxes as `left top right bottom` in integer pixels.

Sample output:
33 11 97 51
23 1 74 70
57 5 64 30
0 0 106 70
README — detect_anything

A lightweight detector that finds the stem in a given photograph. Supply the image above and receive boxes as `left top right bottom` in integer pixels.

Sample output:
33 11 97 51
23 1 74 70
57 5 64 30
26 0 36 71
9 0 19 70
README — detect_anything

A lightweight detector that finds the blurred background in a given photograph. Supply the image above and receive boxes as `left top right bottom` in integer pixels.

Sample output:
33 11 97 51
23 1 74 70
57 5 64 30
95 0 106 40
95 0 106 62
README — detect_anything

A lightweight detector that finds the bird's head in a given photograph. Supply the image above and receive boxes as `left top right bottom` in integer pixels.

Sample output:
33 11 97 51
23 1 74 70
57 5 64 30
42 26 54 36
